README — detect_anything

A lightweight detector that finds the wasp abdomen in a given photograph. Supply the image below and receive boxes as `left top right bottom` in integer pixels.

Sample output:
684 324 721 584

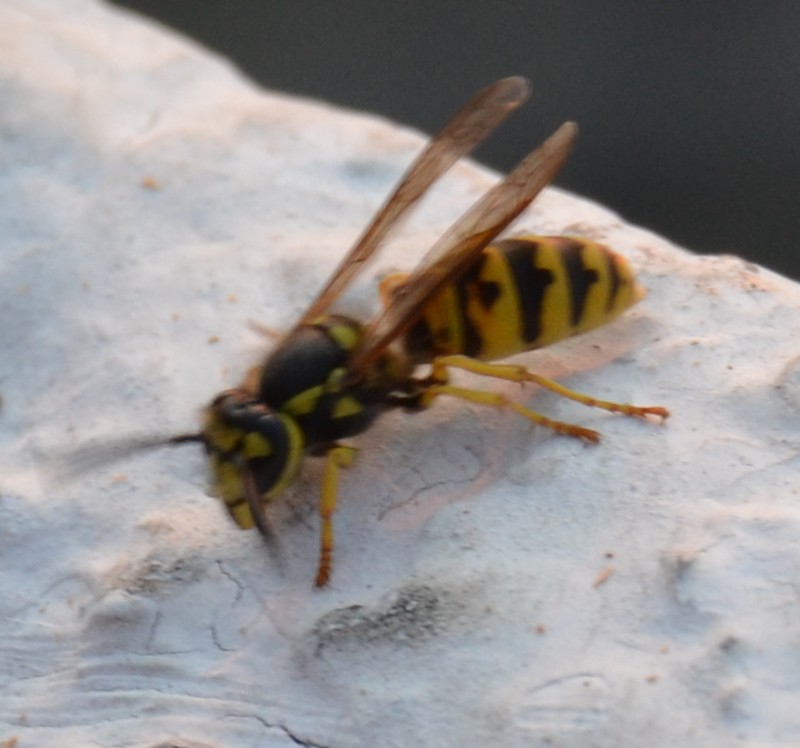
397 235 642 363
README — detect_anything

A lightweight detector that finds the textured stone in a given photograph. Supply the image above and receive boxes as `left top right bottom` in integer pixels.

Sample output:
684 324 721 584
2 2 800 747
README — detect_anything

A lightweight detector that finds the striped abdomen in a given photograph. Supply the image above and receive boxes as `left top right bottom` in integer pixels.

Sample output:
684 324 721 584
395 235 643 364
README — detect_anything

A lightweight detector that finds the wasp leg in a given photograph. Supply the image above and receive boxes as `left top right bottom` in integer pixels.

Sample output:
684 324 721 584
432 355 670 421
418 381 601 442
315 444 358 588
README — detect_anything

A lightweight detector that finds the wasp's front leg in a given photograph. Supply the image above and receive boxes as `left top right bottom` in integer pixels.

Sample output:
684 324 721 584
315 444 358 587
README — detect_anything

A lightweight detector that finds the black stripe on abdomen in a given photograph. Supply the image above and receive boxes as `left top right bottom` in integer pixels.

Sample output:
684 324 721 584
556 238 600 327
498 238 555 346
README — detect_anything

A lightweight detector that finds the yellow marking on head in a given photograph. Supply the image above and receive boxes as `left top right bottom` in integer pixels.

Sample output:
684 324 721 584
210 457 244 503
219 463 242 501
229 500 255 529
243 432 273 458
203 413 242 453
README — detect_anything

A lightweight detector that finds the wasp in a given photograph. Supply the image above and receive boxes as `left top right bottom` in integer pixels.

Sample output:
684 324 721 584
157 77 668 587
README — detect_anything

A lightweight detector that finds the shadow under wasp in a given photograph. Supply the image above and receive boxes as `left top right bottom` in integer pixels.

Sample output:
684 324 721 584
93 77 669 587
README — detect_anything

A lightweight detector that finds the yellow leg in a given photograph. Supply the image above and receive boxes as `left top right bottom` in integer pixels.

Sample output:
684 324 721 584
419 383 602 442
315 444 357 588
432 355 669 421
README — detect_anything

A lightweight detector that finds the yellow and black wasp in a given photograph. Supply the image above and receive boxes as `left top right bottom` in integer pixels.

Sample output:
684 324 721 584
160 76 668 587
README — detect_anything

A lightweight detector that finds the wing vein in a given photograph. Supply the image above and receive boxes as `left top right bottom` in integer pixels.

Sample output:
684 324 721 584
296 76 531 327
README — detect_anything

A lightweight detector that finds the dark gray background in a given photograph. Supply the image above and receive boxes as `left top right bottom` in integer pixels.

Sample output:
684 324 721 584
111 1 800 281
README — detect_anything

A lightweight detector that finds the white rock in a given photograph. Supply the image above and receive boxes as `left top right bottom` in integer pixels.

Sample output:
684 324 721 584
2 2 800 747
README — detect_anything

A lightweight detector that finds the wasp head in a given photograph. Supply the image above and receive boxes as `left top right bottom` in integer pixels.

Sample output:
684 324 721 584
202 389 305 533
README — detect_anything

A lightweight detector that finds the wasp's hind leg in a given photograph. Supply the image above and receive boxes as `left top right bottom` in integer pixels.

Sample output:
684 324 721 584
436 355 668 420
413 354 668 442
315 444 358 588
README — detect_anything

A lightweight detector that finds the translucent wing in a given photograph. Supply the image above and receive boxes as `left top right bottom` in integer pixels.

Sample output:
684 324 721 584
296 76 531 326
347 121 578 375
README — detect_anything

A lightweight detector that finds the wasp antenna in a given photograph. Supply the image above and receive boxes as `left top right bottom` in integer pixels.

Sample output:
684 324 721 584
49 432 205 487
168 433 206 446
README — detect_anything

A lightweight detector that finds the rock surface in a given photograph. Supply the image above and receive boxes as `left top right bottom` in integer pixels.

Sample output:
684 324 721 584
2 2 799 747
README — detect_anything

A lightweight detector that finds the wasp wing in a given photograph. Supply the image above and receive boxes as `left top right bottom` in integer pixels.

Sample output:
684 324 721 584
347 120 578 375
296 76 531 327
